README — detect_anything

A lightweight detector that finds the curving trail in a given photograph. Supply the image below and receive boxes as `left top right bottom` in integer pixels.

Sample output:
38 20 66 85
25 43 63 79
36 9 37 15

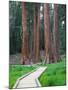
15 67 47 88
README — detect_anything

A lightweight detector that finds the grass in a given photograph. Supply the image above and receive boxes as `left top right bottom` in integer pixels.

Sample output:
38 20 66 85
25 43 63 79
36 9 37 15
9 58 66 88
9 65 36 89
39 59 66 87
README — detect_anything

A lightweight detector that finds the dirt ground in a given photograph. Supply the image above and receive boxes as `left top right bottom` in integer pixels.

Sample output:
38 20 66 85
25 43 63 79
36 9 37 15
9 53 21 64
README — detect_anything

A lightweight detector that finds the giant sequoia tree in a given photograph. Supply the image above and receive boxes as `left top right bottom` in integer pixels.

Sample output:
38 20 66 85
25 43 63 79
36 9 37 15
33 4 37 63
9 1 66 65
33 4 40 63
44 3 52 64
53 4 60 62
35 4 40 63
21 2 29 64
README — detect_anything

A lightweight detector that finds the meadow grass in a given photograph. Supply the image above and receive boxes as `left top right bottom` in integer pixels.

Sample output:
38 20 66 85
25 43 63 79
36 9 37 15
39 59 66 86
9 58 66 88
9 65 35 88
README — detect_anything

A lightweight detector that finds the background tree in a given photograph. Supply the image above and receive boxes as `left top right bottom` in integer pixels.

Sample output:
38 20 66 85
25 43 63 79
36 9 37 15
26 2 34 63
58 4 66 55
35 4 40 63
9 1 22 54
32 4 37 63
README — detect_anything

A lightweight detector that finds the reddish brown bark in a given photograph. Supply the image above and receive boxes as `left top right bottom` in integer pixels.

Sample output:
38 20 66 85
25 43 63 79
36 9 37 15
35 4 40 62
33 4 40 63
53 4 60 62
32 4 37 63
21 2 29 65
44 3 52 64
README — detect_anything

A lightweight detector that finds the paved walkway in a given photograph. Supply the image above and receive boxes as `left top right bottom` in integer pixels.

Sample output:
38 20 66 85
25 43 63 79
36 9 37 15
16 67 47 88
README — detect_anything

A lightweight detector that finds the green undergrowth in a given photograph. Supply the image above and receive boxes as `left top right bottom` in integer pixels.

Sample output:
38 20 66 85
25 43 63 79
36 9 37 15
9 65 36 89
39 59 66 87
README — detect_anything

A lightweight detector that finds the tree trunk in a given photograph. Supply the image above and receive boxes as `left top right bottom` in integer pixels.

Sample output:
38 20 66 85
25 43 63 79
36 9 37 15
44 3 52 64
35 4 40 62
32 4 37 63
33 4 40 63
21 2 29 65
53 4 60 62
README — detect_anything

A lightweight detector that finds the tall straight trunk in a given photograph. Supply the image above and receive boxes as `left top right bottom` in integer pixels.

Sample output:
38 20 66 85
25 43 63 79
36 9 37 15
35 4 40 62
33 4 37 63
29 15 33 63
21 2 29 65
44 3 52 64
33 4 40 63
53 4 60 62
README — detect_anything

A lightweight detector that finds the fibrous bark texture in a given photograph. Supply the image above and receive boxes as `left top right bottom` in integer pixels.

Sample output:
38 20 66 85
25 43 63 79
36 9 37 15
21 2 29 64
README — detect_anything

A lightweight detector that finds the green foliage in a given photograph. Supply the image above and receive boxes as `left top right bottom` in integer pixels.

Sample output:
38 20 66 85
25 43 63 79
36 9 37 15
58 4 66 55
9 65 35 88
9 1 22 54
39 59 66 86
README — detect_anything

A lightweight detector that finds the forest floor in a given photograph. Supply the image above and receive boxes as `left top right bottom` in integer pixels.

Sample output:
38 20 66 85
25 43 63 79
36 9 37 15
9 53 21 64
